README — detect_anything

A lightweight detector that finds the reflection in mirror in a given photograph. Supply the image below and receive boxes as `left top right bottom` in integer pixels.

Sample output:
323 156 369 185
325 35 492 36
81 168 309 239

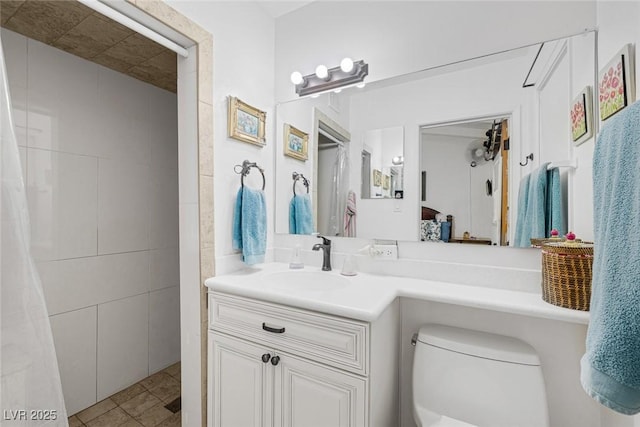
362 127 404 199
275 31 596 244
420 119 507 246
316 121 350 236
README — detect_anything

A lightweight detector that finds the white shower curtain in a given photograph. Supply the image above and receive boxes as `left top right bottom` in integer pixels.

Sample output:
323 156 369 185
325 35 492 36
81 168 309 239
327 144 349 236
1 40 68 425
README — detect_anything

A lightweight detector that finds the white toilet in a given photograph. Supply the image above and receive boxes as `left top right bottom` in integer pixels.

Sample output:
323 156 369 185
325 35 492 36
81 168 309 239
412 324 549 427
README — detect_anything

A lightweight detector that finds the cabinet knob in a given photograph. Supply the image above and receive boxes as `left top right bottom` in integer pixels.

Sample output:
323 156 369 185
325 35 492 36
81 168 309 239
261 353 271 363
270 355 280 366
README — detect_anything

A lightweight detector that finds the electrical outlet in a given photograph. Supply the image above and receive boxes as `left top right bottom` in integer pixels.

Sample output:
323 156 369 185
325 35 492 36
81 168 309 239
370 244 398 260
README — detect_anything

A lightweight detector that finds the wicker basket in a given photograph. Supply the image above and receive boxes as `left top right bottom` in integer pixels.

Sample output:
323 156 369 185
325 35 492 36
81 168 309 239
541 242 593 311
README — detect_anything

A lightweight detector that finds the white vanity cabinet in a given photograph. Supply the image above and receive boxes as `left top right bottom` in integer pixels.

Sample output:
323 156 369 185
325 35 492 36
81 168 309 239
208 291 399 427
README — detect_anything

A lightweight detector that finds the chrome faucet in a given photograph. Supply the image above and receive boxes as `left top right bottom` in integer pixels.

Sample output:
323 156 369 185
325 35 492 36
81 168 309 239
312 235 332 271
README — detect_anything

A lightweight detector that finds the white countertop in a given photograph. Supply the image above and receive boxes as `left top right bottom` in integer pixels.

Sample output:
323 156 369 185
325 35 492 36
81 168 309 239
204 262 590 324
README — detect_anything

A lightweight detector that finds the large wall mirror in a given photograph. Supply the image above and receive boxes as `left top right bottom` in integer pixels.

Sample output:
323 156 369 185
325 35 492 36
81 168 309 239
275 31 596 246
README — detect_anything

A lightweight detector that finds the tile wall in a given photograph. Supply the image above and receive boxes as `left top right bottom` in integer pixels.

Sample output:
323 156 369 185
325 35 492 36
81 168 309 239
2 28 180 415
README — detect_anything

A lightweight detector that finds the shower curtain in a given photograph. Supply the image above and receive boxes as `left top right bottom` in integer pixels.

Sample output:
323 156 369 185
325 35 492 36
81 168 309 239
1 40 68 425
327 144 349 236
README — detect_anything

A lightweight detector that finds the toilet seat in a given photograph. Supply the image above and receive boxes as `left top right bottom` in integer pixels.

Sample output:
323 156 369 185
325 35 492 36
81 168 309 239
414 406 477 427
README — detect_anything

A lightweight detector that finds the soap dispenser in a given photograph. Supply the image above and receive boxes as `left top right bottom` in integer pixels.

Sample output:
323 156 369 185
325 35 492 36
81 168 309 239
289 245 304 269
341 254 358 276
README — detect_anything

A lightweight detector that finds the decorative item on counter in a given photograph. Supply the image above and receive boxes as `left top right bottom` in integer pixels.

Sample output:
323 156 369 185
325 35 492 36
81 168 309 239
341 254 358 276
462 231 470 239
541 233 593 311
530 229 565 247
289 245 304 269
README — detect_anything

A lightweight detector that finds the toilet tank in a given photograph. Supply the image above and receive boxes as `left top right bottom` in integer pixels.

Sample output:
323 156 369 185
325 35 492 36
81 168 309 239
412 324 549 427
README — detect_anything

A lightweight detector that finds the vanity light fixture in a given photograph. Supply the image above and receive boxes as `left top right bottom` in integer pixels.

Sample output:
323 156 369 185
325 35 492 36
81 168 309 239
290 57 369 97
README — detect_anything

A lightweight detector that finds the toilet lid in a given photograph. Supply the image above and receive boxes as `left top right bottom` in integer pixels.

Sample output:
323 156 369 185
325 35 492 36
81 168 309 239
415 407 477 427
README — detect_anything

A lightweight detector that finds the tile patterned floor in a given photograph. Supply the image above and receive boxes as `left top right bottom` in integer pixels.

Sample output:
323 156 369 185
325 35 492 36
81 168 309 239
68 362 181 427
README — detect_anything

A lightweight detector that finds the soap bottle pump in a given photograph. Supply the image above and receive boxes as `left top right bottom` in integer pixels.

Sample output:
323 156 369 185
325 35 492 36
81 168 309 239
289 245 304 269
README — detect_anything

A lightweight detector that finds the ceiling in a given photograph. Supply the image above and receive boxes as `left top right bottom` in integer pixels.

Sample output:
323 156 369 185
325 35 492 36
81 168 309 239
0 0 176 92
255 1 315 18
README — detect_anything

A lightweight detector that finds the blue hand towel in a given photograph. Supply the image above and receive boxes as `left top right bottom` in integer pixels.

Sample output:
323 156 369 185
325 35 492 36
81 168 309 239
514 163 551 247
527 162 550 240
514 173 531 247
232 187 267 265
581 100 640 415
545 167 565 236
289 194 313 235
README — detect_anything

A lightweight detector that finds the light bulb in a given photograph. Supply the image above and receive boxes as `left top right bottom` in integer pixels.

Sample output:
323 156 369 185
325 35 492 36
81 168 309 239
340 57 354 73
475 148 484 157
356 82 366 89
310 94 320 98
290 71 304 85
315 65 329 79
334 88 342 93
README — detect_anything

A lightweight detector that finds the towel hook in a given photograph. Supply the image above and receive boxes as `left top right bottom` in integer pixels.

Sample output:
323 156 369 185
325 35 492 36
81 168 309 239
520 153 534 167
234 160 265 190
292 172 310 196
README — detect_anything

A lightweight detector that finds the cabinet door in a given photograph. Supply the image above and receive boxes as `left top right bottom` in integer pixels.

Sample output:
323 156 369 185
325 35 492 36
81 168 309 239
274 353 367 427
211 333 274 427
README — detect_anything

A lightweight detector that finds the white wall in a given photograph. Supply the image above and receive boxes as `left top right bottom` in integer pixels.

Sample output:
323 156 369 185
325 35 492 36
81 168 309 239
275 1 597 101
421 137 472 235
167 1 276 274
2 29 180 415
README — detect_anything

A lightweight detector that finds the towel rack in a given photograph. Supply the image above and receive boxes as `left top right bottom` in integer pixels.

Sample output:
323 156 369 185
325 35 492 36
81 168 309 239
234 160 265 190
547 159 578 170
292 172 310 196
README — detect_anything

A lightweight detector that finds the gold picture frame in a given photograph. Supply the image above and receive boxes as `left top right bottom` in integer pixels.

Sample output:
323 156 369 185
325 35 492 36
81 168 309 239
284 124 308 161
373 169 382 187
383 174 390 190
228 96 266 146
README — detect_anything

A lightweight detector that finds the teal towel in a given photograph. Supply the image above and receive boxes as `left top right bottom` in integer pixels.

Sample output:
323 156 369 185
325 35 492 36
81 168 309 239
514 173 531 247
546 167 565 236
527 162 550 240
514 163 559 247
289 194 313 235
581 100 640 415
232 187 266 265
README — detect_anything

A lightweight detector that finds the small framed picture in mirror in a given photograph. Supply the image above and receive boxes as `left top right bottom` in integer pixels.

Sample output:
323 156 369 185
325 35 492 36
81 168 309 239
383 174 390 190
373 169 382 186
228 96 266 146
284 124 308 161
571 86 593 145
598 44 636 121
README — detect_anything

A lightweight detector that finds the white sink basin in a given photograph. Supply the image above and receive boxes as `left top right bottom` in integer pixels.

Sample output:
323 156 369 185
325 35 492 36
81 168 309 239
263 270 349 292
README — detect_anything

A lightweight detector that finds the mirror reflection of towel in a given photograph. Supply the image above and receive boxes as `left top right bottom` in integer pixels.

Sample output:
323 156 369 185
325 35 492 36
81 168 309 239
232 187 266 265
344 190 356 237
289 194 313 235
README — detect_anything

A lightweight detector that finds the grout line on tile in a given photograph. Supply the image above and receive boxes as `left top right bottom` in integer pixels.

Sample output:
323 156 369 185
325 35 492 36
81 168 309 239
95 303 99 404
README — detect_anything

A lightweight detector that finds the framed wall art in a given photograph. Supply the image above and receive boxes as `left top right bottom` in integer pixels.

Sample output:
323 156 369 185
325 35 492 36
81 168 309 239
228 96 266 146
598 44 636 121
373 169 382 187
284 124 308 161
571 86 593 145
383 174 390 190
